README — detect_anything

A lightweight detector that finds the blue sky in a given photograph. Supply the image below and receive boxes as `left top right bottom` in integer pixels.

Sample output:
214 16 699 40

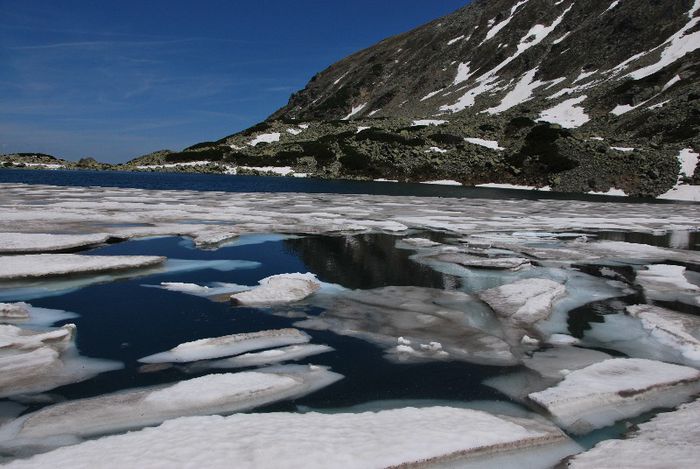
0 0 468 163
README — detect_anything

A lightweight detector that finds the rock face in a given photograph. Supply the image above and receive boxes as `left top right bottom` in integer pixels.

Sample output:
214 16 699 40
143 0 700 195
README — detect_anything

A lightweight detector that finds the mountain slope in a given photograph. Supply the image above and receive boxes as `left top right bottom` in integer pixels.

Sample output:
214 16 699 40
129 0 700 196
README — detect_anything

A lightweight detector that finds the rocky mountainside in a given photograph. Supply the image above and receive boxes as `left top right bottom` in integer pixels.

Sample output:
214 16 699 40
129 0 700 196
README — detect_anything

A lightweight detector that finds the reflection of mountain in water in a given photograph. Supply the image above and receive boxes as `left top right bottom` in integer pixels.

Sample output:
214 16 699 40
284 234 451 290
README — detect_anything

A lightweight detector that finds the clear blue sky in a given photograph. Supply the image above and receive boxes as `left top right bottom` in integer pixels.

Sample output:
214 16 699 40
0 0 468 163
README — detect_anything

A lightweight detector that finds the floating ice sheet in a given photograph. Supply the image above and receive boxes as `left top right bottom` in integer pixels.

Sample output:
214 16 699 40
0 324 121 399
1 406 580 469
0 233 113 254
0 254 165 281
299 286 516 366
231 273 321 305
193 344 334 370
139 328 312 364
0 365 342 445
567 399 700 468
2 184 699 240
584 305 700 368
0 258 261 302
479 278 566 327
636 264 700 306
528 358 700 434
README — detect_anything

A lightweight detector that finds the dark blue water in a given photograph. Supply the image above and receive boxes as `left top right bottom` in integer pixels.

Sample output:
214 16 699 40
0 168 684 203
3 235 511 416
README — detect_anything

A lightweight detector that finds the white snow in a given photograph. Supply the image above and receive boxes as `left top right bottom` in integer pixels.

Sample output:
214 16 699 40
227 165 295 176
480 0 530 45
551 32 570 44
610 103 636 116
626 0 700 80
476 183 552 191
611 146 634 152
248 133 281 146
604 0 620 13
647 99 670 110
568 399 700 468
2 407 580 469
286 128 303 136
658 185 700 202
419 89 444 101
0 254 165 280
484 68 547 114
138 329 311 364
478 278 566 326
447 35 465 45
230 273 321 305
573 69 598 84
411 119 447 126
1 365 342 442
419 180 462 186
332 71 349 86
537 95 590 128
677 148 698 178
465 138 505 150
440 76 499 112
662 74 682 91
529 358 700 433
588 188 627 197
135 160 215 170
452 62 473 86
342 103 367 120
425 147 448 154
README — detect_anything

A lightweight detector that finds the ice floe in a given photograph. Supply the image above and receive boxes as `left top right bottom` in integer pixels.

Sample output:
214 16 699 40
0 254 165 281
197 344 334 370
298 286 517 366
0 323 121 399
0 258 260 302
636 264 699 305
429 252 531 271
567 398 700 468
1 406 580 469
0 365 342 444
0 302 78 327
0 233 113 254
528 358 700 434
230 273 321 305
139 328 311 364
479 279 566 327
584 304 700 368
2 183 699 239
0 303 30 320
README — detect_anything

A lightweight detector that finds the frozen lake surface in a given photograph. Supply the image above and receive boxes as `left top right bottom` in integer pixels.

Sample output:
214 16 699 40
0 178 699 467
